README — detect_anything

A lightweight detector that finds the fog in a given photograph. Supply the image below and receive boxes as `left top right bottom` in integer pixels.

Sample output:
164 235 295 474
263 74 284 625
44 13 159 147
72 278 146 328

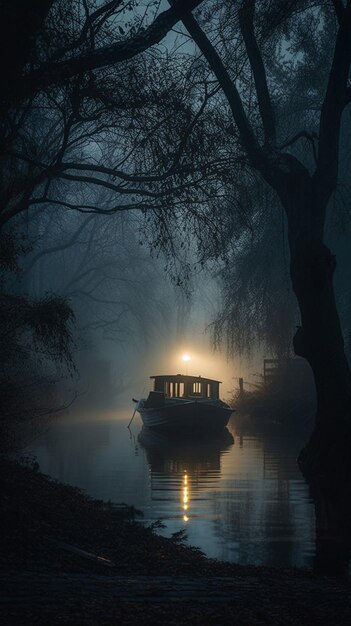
3 1 351 594
17 205 249 408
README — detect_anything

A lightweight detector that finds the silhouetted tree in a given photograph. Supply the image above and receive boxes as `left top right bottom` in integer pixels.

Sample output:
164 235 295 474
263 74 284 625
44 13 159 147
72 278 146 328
159 0 351 476
0 1 211 439
2 1 351 477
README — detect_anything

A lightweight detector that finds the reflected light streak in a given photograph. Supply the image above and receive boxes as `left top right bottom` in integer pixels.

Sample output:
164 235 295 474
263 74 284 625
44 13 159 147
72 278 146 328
182 472 190 522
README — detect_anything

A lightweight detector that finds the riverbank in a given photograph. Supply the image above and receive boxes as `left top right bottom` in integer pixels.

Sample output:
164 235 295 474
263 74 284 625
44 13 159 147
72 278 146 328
1 456 350 624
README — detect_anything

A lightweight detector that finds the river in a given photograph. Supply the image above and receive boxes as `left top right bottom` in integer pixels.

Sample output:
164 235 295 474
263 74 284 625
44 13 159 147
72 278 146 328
24 401 320 570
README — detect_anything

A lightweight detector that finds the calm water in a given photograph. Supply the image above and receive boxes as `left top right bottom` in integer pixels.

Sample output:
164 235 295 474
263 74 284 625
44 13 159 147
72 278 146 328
25 404 317 569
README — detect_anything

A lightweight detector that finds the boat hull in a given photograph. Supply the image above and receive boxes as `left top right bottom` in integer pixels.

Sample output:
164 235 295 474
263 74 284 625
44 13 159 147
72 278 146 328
136 399 233 434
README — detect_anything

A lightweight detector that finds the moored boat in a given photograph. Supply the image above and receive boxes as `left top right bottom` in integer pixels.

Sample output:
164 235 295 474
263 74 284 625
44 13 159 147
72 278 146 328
135 374 233 434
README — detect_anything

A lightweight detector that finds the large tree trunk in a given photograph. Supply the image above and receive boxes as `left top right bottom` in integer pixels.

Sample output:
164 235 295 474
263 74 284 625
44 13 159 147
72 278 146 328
282 190 351 477
308 475 351 575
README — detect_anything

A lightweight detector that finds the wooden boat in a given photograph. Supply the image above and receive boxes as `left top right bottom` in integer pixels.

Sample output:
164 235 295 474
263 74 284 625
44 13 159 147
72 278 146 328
135 374 233 434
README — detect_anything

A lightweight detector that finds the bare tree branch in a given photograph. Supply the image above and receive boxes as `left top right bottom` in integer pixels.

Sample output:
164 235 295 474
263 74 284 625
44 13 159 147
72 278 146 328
28 196 210 216
238 0 276 147
172 5 263 169
55 170 211 199
280 130 318 164
172 2 310 192
14 0 205 102
24 215 95 274
67 290 133 307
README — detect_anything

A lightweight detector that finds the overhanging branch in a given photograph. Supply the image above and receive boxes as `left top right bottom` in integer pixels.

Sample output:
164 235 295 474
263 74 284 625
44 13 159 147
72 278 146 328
14 0 205 102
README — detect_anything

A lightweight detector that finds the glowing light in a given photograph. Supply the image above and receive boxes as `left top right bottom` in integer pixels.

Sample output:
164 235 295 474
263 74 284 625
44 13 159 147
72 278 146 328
182 472 190 520
182 353 191 362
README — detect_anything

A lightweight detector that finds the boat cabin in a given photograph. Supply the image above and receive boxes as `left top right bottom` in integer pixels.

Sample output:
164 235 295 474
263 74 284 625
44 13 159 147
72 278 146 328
150 374 220 400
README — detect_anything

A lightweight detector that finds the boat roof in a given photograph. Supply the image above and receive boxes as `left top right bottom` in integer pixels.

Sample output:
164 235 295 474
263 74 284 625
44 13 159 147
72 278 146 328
150 374 222 384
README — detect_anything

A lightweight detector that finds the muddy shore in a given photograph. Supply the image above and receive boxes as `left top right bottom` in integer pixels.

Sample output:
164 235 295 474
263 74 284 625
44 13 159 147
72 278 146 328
1 456 350 625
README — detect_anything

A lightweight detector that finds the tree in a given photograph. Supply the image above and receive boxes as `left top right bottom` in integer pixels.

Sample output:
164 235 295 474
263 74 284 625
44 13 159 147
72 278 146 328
3 1 351 476
99 0 348 473
153 0 350 476
0 0 204 107
1 0 236 441
1 1 231 246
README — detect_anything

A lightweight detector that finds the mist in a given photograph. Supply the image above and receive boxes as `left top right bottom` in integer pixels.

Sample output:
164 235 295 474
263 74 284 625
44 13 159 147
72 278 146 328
3 3 351 620
16 200 242 408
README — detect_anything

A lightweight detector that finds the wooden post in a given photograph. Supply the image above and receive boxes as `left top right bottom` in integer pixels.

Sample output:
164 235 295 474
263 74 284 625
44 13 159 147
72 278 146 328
239 377 244 396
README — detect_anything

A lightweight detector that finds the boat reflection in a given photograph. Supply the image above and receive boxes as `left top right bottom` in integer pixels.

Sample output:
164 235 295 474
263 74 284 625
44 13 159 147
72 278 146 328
138 426 234 473
138 427 234 523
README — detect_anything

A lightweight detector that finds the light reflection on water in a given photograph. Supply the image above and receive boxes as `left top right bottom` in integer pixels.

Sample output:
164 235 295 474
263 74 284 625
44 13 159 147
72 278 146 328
25 405 316 569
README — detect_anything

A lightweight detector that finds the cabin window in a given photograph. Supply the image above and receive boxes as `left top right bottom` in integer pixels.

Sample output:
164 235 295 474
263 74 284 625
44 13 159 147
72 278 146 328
164 381 185 397
173 382 182 397
206 383 212 398
192 381 202 395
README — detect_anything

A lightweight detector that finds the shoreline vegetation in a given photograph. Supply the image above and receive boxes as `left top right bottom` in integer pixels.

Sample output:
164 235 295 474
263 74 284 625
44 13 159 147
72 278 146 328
230 368 316 432
1 456 351 624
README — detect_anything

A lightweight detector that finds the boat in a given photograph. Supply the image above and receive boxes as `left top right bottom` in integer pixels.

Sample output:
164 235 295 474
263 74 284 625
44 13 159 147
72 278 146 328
134 374 233 434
